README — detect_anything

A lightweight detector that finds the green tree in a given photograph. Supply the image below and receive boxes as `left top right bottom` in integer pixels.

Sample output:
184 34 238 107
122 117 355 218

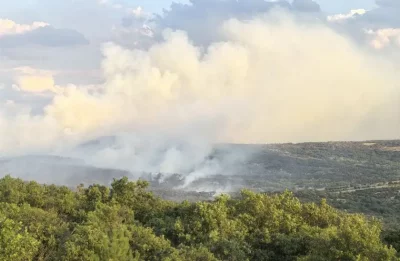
64 203 135 261
0 176 397 261
0 214 39 261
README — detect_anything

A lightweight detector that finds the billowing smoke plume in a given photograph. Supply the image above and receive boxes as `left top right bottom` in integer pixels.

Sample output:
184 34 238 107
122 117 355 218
1 11 399 186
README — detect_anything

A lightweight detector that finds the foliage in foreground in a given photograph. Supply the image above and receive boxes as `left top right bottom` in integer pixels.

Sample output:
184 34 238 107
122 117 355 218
0 175 397 261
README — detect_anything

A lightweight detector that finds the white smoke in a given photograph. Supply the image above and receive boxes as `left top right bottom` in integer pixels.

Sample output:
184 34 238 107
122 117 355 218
1 11 399 186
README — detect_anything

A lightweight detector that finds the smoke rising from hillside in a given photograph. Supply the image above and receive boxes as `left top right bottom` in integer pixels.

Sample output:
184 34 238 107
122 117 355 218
1 11 399 185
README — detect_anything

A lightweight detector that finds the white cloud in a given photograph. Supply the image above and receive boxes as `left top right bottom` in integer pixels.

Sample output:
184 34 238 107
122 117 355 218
327 9 367 23
365 28 400 49
114 5 155 48
16 75 58 93
0 19 49 37
129 6 149 19
11 67 61 94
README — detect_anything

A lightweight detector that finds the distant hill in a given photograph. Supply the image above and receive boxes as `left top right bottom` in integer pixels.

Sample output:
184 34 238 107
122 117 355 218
1 139 399 196
0 154 130 186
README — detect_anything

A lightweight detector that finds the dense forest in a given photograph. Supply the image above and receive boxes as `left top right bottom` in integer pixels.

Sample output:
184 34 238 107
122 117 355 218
0 175 398 261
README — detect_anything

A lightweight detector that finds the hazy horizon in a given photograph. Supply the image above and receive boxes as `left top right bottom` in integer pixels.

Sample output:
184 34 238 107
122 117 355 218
0 0 399 187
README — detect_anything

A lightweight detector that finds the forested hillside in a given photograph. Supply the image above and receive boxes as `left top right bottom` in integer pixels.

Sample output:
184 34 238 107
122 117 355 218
0 175 398 261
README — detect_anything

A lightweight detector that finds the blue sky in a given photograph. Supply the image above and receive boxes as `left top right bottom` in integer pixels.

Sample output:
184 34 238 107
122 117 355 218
0 0 395 74
1 0 377 17
0 0 379 38
316 0 376 13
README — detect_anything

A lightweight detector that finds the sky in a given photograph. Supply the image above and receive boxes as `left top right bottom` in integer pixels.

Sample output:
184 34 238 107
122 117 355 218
316 0 376 13
0 0 376 14
0 0 399 170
